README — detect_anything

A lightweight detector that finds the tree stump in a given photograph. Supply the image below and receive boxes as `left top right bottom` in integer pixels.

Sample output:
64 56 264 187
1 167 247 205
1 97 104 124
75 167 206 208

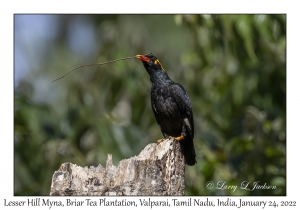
50 138 185 196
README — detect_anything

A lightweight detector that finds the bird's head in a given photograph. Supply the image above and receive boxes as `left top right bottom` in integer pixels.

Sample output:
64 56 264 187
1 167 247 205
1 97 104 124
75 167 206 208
136 53 165 75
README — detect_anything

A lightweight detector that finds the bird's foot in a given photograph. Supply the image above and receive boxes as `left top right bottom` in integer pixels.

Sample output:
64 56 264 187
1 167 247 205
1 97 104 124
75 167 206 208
157 138 165 144
157 135 185 144
174 135 185 141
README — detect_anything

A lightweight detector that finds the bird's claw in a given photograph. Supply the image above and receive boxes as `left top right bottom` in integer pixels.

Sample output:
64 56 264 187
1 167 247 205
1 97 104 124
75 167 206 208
157 135 185 144
157 138 165 144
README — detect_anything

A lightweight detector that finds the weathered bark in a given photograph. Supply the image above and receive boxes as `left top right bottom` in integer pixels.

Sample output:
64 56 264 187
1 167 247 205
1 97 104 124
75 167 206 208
50 138 185 196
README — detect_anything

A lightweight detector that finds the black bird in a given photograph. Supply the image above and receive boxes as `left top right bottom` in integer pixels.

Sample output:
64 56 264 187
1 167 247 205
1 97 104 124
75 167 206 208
136 53 196 166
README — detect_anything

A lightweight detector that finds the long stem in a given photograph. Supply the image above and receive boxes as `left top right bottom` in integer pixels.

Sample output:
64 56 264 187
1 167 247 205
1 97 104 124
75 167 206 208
52 56 136 82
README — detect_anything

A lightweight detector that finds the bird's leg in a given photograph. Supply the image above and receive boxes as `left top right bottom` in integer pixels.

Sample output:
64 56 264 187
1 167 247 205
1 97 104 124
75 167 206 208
157 135 184 143
157 135 174 144
157 132 170 144
157 125 187 143
157 125 167 144
173 125 187 141
157 138 166 144
174 135 185 141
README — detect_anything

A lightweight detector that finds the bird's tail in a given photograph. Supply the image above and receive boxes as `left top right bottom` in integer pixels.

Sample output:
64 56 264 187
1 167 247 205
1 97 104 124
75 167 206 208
179 137 197 166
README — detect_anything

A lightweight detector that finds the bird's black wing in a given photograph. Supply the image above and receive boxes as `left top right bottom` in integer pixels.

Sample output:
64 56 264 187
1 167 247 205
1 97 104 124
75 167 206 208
150 90 165 137
171 83 194 139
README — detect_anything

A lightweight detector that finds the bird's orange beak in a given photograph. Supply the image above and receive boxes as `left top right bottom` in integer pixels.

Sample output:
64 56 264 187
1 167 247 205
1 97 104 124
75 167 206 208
136 55 150 62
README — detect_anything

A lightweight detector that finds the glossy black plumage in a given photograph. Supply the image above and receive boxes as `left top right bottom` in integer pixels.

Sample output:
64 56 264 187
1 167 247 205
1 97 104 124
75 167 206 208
137 53 196 166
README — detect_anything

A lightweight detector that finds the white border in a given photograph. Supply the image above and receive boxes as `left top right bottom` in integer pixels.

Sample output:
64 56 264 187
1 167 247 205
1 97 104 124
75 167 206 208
2 0 299 209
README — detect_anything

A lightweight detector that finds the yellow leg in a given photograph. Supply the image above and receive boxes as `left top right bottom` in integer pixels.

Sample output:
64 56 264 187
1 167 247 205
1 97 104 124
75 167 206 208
157 135 185 143
157 138 165 144
174 135 185 141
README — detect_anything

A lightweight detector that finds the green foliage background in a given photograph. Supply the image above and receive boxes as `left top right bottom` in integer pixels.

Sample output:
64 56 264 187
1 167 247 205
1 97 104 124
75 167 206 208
14 14 286 195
